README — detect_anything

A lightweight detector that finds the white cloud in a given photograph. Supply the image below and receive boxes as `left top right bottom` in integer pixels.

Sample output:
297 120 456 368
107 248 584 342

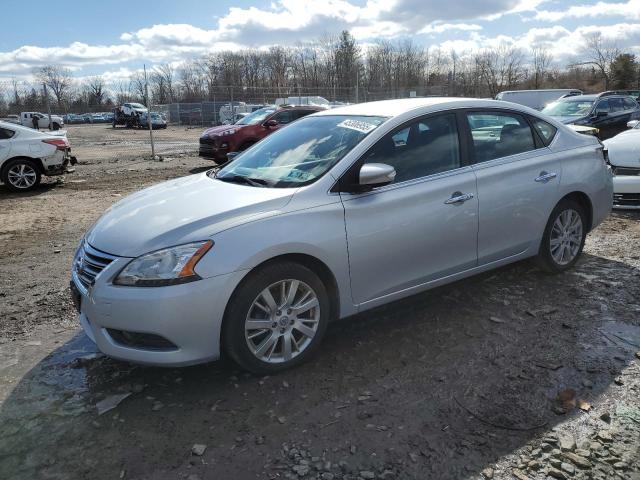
535 0 640 22
419 23 483 35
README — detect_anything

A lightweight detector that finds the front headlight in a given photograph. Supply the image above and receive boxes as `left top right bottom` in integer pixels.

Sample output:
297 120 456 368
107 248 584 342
114 240 213 287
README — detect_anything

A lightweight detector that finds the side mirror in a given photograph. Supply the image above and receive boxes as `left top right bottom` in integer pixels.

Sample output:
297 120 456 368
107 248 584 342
264 119 278 128
627 120 639 129
358 163 396 189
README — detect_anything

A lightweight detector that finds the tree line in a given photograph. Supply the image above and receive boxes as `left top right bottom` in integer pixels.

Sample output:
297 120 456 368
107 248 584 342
1 30 638 115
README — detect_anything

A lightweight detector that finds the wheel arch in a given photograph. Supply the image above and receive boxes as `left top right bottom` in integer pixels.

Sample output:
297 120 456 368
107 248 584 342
222 253 341 335
558 191 593 232
1 156 44 176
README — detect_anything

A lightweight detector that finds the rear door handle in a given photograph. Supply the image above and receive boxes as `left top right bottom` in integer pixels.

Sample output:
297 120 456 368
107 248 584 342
535 171 557 183
445 192 474 205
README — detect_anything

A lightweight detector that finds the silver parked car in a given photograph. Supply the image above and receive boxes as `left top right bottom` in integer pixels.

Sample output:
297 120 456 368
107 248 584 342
71 98 613 373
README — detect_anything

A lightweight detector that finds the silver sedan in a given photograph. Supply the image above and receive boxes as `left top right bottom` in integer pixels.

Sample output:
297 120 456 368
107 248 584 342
71 98 613 373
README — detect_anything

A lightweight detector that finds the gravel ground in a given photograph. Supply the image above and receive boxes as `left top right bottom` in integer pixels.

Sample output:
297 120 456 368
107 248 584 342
0 125 638 480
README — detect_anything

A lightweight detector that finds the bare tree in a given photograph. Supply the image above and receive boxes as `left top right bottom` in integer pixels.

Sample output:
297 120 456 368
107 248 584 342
531 47 553 89
477 45 524 97
151 63 176 103
129 72 147 103
35 65 73 108
575 32 620 90
84 76 106 106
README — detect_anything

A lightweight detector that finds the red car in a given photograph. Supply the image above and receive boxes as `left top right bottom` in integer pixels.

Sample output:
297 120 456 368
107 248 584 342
199 105 323 163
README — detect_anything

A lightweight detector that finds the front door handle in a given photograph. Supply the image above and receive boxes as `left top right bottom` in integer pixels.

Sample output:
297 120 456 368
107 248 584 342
445 191 474 205
535 171 557 183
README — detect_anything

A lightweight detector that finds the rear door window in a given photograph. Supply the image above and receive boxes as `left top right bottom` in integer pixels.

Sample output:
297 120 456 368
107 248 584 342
466 112 536 162
0 128 15 139
609 98 625 112
623 97 637 110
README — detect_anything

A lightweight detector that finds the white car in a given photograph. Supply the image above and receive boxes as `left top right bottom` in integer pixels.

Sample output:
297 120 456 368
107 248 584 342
0 121 76 192
604 120 640 209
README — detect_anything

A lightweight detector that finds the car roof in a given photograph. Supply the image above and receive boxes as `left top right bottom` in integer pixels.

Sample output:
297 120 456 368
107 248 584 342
312 97 532 117
278 105 324 111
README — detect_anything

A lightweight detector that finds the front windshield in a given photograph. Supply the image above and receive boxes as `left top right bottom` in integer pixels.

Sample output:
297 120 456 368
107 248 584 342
236 107 277 125
130 103 146 109
214 115 387 188
542 99 594 117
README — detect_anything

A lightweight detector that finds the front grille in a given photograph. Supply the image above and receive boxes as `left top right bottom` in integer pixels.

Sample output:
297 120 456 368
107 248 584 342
613 166 640 176
199 136 216 146
613 193 640 207
74 242 118 291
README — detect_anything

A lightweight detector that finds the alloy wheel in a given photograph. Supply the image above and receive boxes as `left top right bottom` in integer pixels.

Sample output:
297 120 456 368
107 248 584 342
244 279 320 364
7 163 37 189
550 208 583 265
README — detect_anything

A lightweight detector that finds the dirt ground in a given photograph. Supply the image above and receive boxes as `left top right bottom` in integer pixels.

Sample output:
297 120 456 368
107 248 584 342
0 124 639 480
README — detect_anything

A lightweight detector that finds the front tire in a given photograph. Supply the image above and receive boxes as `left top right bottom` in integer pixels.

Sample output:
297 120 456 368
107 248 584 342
223 262 330 374
535 199 587 273
52 123 60 131
2 158 41 192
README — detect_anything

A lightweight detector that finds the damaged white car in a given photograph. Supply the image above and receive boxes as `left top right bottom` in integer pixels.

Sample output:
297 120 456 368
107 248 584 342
0 121 77 192
604 120 640 209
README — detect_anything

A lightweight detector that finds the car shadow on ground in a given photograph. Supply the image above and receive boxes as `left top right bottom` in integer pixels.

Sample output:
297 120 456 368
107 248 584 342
1 253 639 479
0 181 62 197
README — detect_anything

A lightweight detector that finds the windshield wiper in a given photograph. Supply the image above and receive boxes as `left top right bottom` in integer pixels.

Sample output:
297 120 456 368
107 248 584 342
216 174 268 187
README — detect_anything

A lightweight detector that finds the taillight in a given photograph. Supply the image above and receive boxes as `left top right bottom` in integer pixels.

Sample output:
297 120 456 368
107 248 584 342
42 138 69 150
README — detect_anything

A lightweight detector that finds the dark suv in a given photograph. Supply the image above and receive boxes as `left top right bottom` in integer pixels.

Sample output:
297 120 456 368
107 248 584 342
199 105 324 163
541 93 640 139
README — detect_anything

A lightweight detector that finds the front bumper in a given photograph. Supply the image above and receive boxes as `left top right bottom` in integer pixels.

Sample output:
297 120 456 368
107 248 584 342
613 174 640 209
71 254 247 366
199 139 227 162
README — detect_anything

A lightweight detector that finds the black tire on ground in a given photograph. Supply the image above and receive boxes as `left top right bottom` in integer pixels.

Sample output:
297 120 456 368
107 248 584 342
223 261 330 374
52 123 60 131
534 198 587 273
1 158 41 192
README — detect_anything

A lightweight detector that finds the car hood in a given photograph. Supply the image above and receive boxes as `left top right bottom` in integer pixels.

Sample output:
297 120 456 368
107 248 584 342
551 116 586 124
603 129 640 168
202 124 248 137
86 172 295 257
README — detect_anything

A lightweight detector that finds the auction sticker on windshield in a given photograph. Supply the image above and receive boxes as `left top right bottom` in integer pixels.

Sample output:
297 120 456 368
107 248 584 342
337 119 378 134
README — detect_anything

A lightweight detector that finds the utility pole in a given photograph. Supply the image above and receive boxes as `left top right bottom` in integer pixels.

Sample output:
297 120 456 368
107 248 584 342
143 64 155 158
42 83 52 130
355 68 359 103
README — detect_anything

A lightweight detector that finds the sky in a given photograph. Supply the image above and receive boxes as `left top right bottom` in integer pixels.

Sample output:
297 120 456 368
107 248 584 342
1 0 639 83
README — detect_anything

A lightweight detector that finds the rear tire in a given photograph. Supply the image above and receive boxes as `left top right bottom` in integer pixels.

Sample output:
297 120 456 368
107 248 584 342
223 262 330 374
534 199 587 273
52 123 60 131
2 158 41 192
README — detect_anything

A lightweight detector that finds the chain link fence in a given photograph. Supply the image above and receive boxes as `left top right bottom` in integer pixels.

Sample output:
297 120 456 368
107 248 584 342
151 85 450 127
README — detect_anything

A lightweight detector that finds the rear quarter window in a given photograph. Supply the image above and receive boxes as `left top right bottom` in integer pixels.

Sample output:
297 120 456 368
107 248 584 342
530 118 557 147
0 128 15 139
